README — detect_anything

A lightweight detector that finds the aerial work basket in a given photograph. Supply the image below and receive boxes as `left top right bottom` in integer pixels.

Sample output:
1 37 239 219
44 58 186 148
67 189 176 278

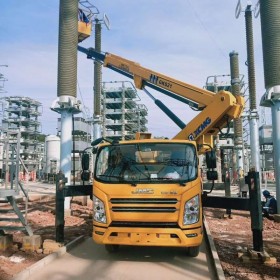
78 9 92 42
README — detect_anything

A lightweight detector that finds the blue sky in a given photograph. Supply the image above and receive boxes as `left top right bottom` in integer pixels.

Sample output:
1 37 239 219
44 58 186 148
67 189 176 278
0 0 269 138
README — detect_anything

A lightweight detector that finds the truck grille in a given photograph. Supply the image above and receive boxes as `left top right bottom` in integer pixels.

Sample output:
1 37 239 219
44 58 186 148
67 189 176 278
112 206 176 213
110 221 179 228
110 198 178 204
110 198 179 213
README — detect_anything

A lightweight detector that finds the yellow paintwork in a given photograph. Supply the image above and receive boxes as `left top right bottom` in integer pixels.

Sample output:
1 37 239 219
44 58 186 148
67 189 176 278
174 90 245 153
98 137 198 147
103 53 215 108
93 226 203 247
102 51 244 150
78 21 91 43
90 49 245 249
93 177 203 247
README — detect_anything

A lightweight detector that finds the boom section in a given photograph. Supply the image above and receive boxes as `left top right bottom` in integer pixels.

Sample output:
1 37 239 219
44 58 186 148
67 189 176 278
78 46 244 150
78 46 215 109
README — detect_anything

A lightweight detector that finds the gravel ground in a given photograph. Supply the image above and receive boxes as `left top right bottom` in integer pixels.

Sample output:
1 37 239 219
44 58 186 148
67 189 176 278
0 196 280 280
204 207 280 280
0 196 92 280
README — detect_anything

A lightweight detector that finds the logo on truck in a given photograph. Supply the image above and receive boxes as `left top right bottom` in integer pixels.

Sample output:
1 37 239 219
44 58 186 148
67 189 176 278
132 188 154 194
188 117 211 140
149 75 173 89
150 74 158 84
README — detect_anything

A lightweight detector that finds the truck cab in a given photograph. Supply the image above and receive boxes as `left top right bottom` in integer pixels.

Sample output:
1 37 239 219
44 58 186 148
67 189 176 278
92 138 203 256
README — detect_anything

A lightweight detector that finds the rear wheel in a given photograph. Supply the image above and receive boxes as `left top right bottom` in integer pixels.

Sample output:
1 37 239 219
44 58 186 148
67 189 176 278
186 246 200 257
105 244 120 253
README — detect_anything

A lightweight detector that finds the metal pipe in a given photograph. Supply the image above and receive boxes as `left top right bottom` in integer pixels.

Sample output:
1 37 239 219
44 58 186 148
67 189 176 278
245 7 257 111
93 21 102 140
4 136 9 189
101 84 107 138
10 146 14 189
15 132 20 191
247 171 263 252
121 82 125 140
245 5 261 174
93 117 102 140
271 99 280 209
94 22 102 115
260 0 280 89
229 52 243 140
229 51 245 191
143 88 186 129
72 115 75 186
212 76 222 183
60 110 72 210
56 0 79 214
57 0 78 98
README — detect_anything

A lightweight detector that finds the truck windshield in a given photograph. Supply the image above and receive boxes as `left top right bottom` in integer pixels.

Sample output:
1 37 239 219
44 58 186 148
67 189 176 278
95 143 198 184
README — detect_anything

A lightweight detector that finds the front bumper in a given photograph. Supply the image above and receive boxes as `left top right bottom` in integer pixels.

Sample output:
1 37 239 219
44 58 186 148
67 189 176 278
93 226 203 247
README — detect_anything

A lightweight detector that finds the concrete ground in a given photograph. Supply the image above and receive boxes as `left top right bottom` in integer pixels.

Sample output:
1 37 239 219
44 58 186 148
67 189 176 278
15 237 221 280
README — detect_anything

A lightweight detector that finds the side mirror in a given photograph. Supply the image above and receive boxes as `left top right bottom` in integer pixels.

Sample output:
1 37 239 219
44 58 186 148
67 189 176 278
82 153 90 170
92 147 98 154
207 170 218 181
206 150 217 169
91 137 103 146
81 170 90 181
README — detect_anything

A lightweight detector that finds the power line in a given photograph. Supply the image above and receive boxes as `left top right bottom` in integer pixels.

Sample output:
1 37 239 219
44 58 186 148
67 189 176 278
77 80 90 118
186 0 227 59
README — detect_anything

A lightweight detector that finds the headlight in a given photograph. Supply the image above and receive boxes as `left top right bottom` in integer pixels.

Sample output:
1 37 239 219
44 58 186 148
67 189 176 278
183 195 200 225
93 195 107 223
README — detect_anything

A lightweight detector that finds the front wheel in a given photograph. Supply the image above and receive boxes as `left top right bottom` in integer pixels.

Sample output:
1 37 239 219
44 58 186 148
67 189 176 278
186 246 200 257
105 244 120 253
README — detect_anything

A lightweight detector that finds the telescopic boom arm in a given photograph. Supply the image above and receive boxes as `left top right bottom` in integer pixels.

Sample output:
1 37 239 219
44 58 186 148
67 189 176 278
78 46 244 152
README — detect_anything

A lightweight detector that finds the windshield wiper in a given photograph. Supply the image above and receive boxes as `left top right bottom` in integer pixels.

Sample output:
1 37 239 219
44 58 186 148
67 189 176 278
98 175 140 186
98 174 123 182
178 179 187 186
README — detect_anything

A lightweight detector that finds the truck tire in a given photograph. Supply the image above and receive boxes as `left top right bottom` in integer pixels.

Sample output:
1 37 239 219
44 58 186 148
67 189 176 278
186 246 200 257
105 244 120 253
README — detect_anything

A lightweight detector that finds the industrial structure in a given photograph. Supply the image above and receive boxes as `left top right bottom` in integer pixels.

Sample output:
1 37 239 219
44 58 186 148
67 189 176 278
56 116 92 181
44 135 60 182
101 81 148 141
0 68 7 94
45 85 148 183
0 96 43 235
0 96 43 181
259 124 274 185
204 73 249 188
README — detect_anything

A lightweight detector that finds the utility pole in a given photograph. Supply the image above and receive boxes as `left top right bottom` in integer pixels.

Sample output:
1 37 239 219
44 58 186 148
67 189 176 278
92 14 110 140
236 0 261 176
51 0 81 219
93 19 102 140
230 51 246 195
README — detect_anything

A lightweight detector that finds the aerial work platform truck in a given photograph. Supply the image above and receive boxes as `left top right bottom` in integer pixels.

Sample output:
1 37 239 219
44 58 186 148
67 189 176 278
79 46 244 257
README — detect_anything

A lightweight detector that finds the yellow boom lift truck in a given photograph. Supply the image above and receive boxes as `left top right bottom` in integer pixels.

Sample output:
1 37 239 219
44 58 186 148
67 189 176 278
78 46 244 257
